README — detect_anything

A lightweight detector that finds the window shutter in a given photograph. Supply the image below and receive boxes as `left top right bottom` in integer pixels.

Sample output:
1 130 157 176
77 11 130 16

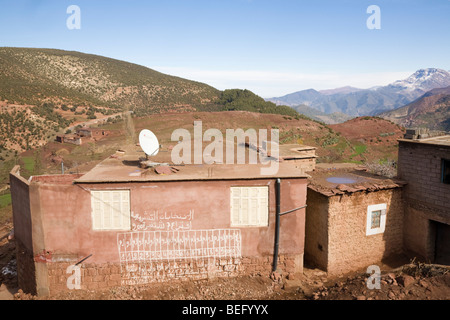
91 190 131 231
230 186 269 227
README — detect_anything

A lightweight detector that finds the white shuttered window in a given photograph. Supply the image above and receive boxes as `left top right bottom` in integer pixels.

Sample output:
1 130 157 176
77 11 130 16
90 190 131 231
230 186 269 227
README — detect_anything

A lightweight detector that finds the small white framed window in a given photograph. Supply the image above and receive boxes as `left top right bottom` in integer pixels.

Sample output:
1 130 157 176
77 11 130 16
366 203 387 236
91 190 131 231
230 186 269 227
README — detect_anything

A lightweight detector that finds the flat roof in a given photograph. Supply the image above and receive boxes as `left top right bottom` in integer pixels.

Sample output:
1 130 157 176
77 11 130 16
398 135 450 148
74 153 310 184
308 166 406 197
276 144 317 160
30 174 84 185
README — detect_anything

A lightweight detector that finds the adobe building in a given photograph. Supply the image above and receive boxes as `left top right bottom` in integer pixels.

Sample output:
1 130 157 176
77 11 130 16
76 127 110 139
10 147 314 296
55 134 82 146
305 167 405 276
397 131 450 265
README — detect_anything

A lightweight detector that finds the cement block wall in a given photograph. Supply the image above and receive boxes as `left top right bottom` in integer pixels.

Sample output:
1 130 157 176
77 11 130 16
402 206 436 261
398 141 450 261
398 141 450 212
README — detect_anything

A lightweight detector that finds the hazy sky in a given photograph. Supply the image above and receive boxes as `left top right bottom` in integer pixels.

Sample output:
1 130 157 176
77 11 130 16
1 0 449 97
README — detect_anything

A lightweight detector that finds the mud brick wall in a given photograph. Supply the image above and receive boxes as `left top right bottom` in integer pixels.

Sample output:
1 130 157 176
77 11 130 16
47 262 122 294
327 189 404 276
44 254 301 294
119 258 244 286
304 189 329 271
306 188 404 276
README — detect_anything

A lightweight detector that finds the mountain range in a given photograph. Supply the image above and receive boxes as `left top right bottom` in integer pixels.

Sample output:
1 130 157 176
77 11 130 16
267 68 450 118
380 85 450 131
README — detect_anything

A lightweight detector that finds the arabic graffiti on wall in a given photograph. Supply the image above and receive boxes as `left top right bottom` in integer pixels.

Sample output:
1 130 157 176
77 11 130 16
118 210 243 285
131 210 194 231
118 229 242 262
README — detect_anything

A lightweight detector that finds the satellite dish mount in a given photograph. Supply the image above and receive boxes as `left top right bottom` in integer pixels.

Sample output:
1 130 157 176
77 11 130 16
139 129 164 168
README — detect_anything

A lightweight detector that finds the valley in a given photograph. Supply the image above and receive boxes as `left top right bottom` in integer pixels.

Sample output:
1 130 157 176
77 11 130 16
267 68 450 126
380 86 450 131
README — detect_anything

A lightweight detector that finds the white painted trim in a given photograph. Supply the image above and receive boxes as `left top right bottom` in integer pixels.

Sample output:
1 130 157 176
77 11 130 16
366 203 387 236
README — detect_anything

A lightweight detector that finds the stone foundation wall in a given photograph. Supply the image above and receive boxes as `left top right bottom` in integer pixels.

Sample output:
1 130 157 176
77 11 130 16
45 254 302 295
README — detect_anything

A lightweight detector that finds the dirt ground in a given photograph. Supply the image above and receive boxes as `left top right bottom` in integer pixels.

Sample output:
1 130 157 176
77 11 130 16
0 222 18 300
1 230 449 301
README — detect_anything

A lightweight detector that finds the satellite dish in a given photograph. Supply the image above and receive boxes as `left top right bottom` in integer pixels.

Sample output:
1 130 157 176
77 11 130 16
139 129 160 157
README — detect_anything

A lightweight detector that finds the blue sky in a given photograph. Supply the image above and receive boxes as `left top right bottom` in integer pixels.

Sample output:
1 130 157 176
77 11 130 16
1 0 449 97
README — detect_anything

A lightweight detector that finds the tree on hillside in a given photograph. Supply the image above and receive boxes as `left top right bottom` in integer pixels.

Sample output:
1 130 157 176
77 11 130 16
217 89 300 117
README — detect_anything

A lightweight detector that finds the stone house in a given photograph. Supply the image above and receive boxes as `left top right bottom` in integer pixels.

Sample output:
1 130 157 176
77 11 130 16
76 127 109 139
55 134 82 146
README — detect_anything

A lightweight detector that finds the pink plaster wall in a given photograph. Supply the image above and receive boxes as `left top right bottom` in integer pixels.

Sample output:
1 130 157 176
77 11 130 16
35 178 307 264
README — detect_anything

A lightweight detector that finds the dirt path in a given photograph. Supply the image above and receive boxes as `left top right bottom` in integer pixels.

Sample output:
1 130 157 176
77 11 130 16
66 111 132 132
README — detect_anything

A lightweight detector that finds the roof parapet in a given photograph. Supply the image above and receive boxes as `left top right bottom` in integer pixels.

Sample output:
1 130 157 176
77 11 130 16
403 128 448 140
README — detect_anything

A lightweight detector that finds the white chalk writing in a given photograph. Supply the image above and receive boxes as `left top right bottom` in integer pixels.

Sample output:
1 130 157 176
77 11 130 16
117 229 242 285
131 210 194 231
118 229 241 261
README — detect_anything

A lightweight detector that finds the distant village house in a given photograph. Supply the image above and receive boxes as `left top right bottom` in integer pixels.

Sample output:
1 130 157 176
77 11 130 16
56 126 112 146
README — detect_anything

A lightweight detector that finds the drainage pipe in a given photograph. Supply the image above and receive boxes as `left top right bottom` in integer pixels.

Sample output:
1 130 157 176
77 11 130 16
272 178 308 272
273 178 281 272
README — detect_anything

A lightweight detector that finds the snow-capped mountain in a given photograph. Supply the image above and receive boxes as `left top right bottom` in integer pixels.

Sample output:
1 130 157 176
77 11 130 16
389 68 450 92
266 68 450 117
